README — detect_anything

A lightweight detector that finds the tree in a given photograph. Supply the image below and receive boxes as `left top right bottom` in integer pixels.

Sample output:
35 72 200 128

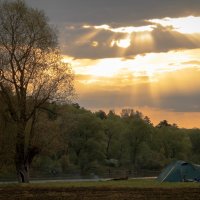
95 110 107 120
63 110 104 174
0 1 74 182
156 120 172 128
125 117 151 169
189 129 200 162
155 126 190 163
103 114 127 167
103 113 123 160
0 98 15 173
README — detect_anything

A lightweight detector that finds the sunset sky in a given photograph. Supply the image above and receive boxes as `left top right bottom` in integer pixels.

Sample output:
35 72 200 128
26 0 200 128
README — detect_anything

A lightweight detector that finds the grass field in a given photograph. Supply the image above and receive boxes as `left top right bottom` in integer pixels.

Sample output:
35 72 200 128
0 179 200 200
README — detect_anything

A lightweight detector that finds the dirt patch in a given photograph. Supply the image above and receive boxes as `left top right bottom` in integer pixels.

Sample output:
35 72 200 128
0 187 199 200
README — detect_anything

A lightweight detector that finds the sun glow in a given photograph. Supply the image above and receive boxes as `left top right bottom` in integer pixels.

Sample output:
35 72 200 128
149 16 200 34
67 49 200 82
117 38 131 48
134 32 154 49
83 24 155 33
111 38 131 48
64 14 200 128
83 16 200 35
82 23 155 50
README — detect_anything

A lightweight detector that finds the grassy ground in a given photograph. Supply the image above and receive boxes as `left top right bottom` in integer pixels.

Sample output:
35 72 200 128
1 179 200 200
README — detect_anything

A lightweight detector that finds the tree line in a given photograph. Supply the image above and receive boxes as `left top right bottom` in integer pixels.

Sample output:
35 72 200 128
1 102 200 179
0 0 200 183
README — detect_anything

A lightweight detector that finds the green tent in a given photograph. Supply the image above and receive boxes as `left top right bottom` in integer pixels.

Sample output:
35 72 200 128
157 160 200 182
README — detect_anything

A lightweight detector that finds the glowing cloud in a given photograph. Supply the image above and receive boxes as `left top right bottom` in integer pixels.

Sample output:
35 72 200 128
91 41 99 47
111 37 131 48
116 38 131 48
67 49 200 83
149 16 200 34
83 24 156 33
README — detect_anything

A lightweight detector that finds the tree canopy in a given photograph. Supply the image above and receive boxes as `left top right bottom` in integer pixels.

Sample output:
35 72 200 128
0 0 74 183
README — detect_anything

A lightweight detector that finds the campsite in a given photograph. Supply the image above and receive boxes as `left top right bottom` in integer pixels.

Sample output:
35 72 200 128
1 0 200 199
158 160 200 182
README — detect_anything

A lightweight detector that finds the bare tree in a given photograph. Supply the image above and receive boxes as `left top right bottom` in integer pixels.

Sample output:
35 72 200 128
0 0 74 183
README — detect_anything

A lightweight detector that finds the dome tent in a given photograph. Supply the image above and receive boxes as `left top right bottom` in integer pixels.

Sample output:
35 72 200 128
157 160 200 182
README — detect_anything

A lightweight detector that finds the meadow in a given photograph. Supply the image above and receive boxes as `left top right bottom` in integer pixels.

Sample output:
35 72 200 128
0 179 200 200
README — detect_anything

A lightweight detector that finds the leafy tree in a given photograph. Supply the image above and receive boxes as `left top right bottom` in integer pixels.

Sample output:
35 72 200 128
95 110 107 120
125 115 152 169
190 129 200 153
58 106 104 174
0 98 15 174
0 1 74 182
103 112 125 163
104 119 117 160
156 120 172 128
144 116 153 126
155 126 191 164
121 108 134 118
189 129 200 162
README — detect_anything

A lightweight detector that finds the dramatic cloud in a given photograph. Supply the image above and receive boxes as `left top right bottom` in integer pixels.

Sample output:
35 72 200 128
60 23 200 59
148 16 200 34
65 48 200 78
25 0 200 127
25 1 200 59
26 0 200 25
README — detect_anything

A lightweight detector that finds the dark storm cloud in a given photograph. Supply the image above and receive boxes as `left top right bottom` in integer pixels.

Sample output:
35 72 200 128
26 0 200 25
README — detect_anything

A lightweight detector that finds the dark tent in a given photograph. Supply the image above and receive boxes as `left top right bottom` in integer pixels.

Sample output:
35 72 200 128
157 160 200 182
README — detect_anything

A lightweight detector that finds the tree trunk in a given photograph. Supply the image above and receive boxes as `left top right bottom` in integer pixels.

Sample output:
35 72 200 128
15 122 30 183
105 133 112 160
15 146 40 183
16 162 30 183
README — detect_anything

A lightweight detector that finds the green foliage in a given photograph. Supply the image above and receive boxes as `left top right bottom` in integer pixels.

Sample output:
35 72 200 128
189 129 200 162
0 103 198 178
57 105 105 174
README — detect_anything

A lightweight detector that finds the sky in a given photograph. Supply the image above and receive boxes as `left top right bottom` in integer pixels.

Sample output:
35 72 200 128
26 0 200 128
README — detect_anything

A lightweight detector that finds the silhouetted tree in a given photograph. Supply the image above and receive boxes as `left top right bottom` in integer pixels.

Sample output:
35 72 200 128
0 1 74 182
156 120 172 128
95 110 107 120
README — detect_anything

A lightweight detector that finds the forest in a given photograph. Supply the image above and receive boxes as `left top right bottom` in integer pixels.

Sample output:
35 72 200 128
0 1 200 183
1 101 200 179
